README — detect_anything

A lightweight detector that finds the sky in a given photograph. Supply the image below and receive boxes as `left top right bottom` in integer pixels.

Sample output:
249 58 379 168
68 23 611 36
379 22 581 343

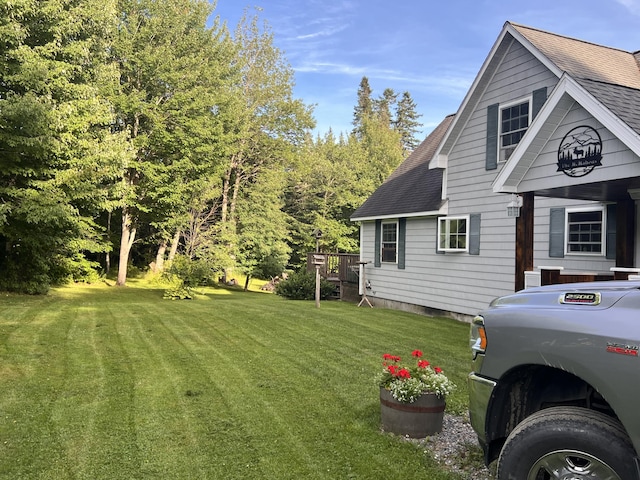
210 0 640 139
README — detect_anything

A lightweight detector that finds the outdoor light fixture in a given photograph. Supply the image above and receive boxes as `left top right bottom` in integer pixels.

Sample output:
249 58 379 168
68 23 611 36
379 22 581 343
506 194 523 217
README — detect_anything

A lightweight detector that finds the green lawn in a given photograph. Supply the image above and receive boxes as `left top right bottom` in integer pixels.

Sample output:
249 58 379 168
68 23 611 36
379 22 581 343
0 282 475 479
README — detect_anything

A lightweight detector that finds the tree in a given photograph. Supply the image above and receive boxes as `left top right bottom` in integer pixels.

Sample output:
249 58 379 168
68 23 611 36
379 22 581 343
210 10 313 278
0 0 125 293
236 167 291 286
359 115 405 186
374 88 398 126
394 91 423 153
352 76 373 138
110 0 232 285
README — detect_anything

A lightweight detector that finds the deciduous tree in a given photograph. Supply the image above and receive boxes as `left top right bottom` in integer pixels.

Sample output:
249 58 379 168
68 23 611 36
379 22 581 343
0 0 125 293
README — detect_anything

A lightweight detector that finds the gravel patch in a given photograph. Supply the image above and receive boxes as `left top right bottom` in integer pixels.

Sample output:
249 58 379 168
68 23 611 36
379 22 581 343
401 414 495 479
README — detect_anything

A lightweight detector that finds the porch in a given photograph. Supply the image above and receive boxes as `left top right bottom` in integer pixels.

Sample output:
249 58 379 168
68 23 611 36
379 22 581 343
305 253 360 300
525 266 640 288
515 188 640 291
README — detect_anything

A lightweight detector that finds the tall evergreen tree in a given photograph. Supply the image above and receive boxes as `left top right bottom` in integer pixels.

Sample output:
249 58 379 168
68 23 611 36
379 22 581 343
394 91 422 153
352 76 373 138
374 88 398 127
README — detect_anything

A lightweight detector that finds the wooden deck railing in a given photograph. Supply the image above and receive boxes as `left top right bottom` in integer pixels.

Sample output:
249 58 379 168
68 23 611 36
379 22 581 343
306 253 360 283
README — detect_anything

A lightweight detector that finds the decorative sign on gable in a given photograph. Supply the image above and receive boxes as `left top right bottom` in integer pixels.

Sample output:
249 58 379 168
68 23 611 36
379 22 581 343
557 126 603 177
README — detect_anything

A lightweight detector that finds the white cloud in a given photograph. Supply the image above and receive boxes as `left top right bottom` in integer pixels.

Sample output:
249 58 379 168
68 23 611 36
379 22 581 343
615 0 640 15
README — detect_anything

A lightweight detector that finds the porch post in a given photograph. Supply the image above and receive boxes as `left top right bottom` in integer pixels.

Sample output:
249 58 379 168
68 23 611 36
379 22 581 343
617 198 636 267
515 192 534 291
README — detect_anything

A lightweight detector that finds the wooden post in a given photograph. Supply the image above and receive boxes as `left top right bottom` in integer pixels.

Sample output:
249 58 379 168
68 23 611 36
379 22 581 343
617 199 636 268
315 264 321 308
515 192 534 291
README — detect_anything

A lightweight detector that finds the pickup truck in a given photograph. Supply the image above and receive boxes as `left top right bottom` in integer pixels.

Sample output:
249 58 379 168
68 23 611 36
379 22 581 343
468 280 640 479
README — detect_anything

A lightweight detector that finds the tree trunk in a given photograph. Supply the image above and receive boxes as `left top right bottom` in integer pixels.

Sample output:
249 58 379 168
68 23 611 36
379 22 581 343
105 211 111 275
221 166 232 223
154 240 167 273
244 274 250 291
168 229 181 263
116 208 137 286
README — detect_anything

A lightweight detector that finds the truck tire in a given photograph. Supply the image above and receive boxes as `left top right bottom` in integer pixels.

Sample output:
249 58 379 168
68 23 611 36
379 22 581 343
497 406 639 480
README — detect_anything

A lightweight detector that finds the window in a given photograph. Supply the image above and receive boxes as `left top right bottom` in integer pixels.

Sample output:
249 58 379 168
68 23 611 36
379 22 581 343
500 98 530 162
566 208 605 255
438 216 468 252
381 221 397 263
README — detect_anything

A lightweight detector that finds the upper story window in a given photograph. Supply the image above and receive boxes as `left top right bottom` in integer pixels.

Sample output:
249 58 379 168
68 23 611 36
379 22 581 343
566 207 605 255
500 98 530 162
381 221 397 263
438 216 468 252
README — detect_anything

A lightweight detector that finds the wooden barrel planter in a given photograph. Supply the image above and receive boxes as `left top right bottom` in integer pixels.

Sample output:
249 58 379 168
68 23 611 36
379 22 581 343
379 387 445 438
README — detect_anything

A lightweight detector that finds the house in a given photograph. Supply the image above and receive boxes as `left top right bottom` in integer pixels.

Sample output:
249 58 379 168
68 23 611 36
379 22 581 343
351 22 640 319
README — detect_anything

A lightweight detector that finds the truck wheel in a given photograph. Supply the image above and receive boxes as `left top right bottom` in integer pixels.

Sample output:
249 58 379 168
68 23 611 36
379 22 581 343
497 406 638 480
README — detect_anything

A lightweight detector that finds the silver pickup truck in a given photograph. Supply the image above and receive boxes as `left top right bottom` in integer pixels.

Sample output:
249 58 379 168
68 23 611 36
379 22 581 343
468 280 640 479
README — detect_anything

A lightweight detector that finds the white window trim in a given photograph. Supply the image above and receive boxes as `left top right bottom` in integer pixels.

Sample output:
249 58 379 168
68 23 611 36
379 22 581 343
438 215 469 253
498 95 532 164
564 206 606 256
381 220 398 263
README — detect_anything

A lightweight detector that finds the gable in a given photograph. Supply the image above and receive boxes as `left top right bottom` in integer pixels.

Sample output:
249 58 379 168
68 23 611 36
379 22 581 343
437 21 640 167
493 74 640 199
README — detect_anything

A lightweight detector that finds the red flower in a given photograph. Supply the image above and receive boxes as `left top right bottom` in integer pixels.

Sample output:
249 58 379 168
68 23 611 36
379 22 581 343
417 360 430 369
434 367 443 374
383 353 401 363
387 365 398 375
411 349 423 358
397 368 411 379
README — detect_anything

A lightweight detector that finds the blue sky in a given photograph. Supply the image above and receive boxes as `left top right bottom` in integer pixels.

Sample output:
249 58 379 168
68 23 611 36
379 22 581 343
210 0 640 139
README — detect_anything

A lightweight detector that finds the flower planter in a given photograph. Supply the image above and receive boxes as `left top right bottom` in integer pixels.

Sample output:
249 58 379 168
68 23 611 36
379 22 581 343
379 387 445 438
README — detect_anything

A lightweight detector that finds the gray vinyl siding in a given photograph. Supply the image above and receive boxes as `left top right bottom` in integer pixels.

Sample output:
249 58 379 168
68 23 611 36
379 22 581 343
518 103 640 192
358 38 620 317
532 197 615 272
430 42 557 314
360 218 514 316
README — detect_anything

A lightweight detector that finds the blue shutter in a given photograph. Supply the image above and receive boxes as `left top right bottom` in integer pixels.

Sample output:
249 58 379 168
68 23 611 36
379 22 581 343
606 204 616 260
486 104 499 170
532 87 547 119
469 214 481 255
549 208 565 258
398 218 406 269
374 220 381 267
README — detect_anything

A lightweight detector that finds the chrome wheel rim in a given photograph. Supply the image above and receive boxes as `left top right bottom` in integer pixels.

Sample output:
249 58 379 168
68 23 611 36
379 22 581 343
527 449 621 480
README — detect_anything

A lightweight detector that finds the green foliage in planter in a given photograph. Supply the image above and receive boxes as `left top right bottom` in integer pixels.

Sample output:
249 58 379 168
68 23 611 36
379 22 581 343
275 270 336 300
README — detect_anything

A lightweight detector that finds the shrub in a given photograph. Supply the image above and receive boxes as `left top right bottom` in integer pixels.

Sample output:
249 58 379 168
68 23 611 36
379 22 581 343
275 270 336 300
164 255 216 288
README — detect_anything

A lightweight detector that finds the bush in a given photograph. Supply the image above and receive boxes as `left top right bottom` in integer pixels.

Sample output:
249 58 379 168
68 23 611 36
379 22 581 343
275 270 336 300
161 255 219 300
164 255 217 288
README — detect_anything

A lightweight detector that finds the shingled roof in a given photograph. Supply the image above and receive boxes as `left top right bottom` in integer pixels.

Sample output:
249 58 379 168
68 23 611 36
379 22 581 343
354 23 640 220
350 114 453 221
511 23 640 136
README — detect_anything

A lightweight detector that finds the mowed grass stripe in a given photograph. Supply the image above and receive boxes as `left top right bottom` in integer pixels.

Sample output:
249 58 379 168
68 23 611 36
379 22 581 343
137 301 335 478
1 284 471 479
51 306 141 479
